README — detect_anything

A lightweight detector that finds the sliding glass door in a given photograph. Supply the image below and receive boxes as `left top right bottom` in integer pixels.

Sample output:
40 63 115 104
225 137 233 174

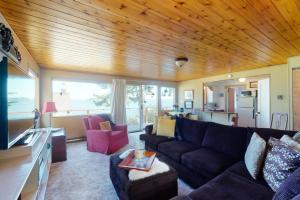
142 85 158 128
126 85 158 132
126 85 141 132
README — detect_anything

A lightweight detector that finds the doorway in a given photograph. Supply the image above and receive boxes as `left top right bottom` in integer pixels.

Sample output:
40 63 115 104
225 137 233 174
126 85 158 132
293 69 300 130
204 76 270 128
227 86 245 114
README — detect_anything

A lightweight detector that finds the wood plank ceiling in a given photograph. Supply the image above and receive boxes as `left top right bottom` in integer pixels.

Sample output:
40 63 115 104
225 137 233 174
1 0 300 81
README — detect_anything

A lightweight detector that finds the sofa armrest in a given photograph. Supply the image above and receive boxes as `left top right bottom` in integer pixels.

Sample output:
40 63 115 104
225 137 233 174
145 124 153 134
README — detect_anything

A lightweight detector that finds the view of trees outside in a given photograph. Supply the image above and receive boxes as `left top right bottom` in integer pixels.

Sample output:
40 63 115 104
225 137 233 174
161 87 175 110
126 85 159 131
142 85 158 126
126 85 141 131
126 85 176 132
52 80 112 116
52 80 175 132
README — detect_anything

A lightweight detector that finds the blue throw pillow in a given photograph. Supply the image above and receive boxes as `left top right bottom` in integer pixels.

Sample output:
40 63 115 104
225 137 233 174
273 167 300 200
263 138 300 191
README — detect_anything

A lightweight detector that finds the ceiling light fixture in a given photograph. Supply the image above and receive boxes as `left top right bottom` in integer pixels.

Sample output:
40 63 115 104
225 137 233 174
175 57 188 68
238 78 247 83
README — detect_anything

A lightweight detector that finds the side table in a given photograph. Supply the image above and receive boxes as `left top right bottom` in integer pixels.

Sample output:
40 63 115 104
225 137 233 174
51 128 67 163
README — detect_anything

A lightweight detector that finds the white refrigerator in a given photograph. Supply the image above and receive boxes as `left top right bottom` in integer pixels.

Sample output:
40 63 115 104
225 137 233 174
237 96 257 127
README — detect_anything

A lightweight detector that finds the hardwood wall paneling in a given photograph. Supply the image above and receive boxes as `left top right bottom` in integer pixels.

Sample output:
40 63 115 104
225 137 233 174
293 69 300 131
1 0 300 81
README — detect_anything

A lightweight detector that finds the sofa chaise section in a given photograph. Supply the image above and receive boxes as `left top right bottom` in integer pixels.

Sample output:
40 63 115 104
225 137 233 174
141 117 298 199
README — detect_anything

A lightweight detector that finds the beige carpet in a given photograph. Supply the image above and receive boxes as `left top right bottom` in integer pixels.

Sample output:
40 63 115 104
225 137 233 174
45 133 193 200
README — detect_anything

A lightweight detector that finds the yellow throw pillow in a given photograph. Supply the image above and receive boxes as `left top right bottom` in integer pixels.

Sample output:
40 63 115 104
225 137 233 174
152 115 171 134
99 121 112 131
156 118 176 138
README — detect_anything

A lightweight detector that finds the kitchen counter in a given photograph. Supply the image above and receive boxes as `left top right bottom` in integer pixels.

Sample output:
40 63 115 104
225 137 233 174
203 110 238 114
200 111 239 126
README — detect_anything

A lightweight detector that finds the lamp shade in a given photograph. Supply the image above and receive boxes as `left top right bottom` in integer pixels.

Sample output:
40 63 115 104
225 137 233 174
42 101 57 113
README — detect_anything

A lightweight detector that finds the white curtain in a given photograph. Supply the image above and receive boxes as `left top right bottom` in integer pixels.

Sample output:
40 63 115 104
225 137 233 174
111 79 127 124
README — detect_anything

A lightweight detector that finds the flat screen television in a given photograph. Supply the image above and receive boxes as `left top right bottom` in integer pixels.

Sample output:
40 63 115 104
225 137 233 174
0 57 36 149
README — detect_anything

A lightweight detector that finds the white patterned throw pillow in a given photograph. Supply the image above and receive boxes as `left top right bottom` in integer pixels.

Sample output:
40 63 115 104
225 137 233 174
263 138 300 191
244 132 267 179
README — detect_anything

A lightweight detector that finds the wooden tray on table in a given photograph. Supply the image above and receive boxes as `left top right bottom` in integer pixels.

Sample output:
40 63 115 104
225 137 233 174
118 151 156 172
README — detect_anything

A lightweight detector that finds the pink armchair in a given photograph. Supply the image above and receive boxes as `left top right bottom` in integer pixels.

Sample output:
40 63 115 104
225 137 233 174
82 115 129 154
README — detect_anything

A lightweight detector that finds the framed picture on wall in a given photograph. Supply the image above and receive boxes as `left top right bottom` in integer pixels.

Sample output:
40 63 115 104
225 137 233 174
250 81 258 88
184 101 193 109
184 90 194 100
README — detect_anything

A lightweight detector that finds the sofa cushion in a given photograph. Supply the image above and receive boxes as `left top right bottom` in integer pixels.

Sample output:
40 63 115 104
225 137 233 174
226 161 270 187
158 141 199 162
139 134 174 150
273 167 300 200
202 122 248 160
176 118 208 146
157 152 209 188
188 171 274 200
181 148 235 179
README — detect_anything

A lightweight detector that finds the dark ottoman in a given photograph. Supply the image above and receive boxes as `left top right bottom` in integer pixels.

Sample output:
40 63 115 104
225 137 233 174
110 154 178 200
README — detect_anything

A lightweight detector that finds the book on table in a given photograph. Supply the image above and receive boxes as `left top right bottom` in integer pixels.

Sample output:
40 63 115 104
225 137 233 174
118 151 156 171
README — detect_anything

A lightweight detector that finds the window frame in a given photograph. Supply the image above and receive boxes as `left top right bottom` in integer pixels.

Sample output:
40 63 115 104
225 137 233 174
160 86 176 111
51 79 112 117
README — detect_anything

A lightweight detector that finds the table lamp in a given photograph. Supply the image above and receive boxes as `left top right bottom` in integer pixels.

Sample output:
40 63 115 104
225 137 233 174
42 101 57 128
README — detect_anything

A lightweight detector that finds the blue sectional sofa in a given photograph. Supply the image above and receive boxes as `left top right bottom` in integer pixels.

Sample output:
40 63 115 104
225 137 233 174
140 117 299 200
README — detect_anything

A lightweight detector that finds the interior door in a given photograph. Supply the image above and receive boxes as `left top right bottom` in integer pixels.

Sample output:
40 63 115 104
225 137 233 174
126 85 142 132
293 69 300 130
227 88 235 113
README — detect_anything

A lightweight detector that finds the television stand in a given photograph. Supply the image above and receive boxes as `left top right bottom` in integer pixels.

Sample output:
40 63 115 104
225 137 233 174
0 128 52 200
